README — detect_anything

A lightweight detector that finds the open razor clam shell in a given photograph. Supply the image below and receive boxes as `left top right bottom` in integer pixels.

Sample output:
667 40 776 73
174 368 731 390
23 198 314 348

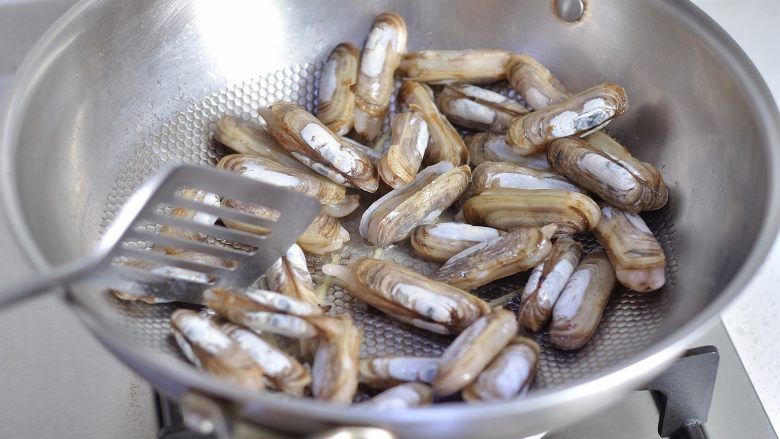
171 309 266 391
434 226 555 291
436 84 528 133
518 237 583 332
432 308 518 396
322 194 361 218
547 136 668 213
340 137 383 164
323 257 491 335
358 356 440 389
593 204 666 292
356 382 434 409
461 337 540 402
266 243 318 306
297 213 350 255
259 101 379 192
353 12 408 143
360 162 471 246
204 288 321 338
317 42 360 136
462 188 601 237
550 251 617 350
506 54 571 111
309 315 362 404
217 153 346 205
465 132 551 170
399 49 512 84
399 81 469 166
377 110 429 188
410 222 502 263
507 82 629 155
222 323 311 396
465 161 584 203
213 116 312 172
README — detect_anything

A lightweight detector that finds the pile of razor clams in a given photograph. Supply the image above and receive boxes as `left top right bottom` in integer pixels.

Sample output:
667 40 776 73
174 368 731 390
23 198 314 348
116 11 669 407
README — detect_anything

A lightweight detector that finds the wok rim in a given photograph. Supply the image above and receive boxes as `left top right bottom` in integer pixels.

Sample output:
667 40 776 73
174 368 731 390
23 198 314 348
1 0 779 433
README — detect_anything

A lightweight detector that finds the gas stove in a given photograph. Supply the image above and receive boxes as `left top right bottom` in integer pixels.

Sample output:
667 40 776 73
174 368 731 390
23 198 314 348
0 1 778 438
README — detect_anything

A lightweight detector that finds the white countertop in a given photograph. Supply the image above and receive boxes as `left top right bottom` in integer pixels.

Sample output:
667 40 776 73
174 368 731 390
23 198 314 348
0 1 777 437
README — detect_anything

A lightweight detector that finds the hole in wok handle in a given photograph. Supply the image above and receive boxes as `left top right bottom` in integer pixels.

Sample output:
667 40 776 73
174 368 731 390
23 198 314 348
554 0 585 22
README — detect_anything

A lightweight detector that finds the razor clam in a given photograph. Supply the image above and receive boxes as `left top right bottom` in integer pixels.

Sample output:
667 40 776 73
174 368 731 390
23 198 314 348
436 84 528 133
204 288 322 339
463 188 601 237
172 326 200 367
507 83 629 156
465 132 551 170
358 356 440 389
219 196 278 236
213 116 311 172
583 130 630 156
506 54 570 110
593 204 666 292
550 251 616 350
462 337 540 402
410 222 502 263
341 136 383 164
259 101 379 192
504 59 638 162
434 226 554 291
113 252 236 304
432 308 518 396
398 49 512 84
466 161 583 202
157 188 220 254
399 81 468 166
309 315 362 404
297 213 350 255
317 42 359 136
518 237 583 331
377 110 429 188
217 154 346 205
171 309 265 391
360 162 471 246
266 243 318 305
323 258 491 334
357 383 433 409
547 136 668 212
222 324 311 396
353 12 407 142
321 194 361 218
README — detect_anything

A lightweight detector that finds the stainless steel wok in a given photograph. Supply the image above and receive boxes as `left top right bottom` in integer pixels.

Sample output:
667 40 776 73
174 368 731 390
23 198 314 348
1 0 779 438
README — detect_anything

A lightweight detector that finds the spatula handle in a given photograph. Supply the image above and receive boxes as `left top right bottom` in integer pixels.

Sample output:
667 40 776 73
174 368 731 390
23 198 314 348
0 255 103 309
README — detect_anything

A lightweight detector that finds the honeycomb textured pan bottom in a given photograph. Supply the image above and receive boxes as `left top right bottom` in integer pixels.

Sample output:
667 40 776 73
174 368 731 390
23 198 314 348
98 62 677 394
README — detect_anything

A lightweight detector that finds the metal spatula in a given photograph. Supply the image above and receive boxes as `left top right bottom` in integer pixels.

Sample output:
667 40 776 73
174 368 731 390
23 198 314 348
0 164 321 308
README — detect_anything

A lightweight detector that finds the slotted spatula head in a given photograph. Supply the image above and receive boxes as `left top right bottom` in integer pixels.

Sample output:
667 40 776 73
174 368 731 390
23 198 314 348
94 164 321 303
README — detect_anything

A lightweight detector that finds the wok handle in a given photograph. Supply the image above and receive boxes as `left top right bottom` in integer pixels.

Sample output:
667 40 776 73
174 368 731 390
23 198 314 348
670 423 707 439
0 255 102 309
179 391 398 439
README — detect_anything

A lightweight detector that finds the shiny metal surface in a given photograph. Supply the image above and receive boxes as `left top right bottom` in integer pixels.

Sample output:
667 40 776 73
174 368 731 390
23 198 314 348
0 2 157 438
1 0 779 438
